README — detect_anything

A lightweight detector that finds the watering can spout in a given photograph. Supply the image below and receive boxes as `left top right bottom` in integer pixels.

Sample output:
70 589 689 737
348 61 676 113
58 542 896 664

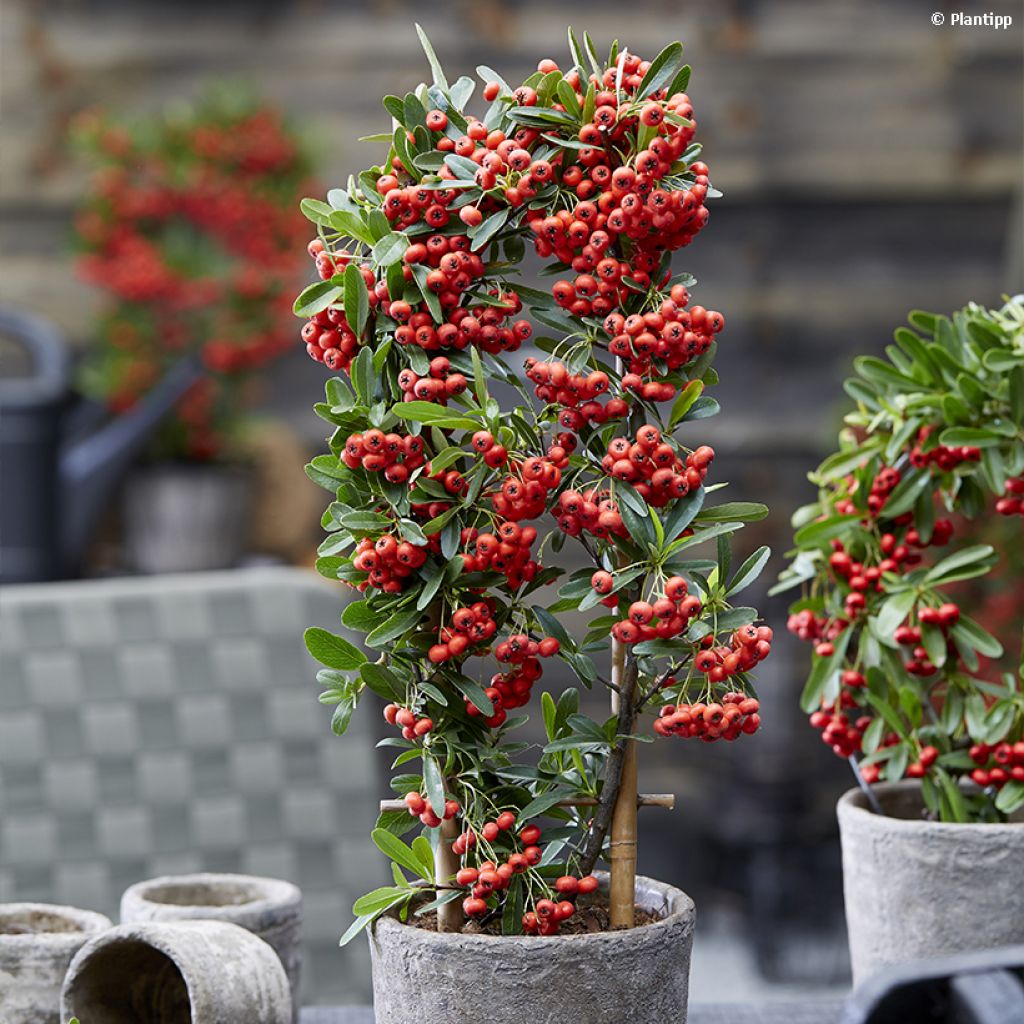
0 306 201 582
58 355 202 574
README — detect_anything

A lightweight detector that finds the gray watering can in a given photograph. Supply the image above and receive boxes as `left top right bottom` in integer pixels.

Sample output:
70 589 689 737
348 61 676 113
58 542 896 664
0 308 200 583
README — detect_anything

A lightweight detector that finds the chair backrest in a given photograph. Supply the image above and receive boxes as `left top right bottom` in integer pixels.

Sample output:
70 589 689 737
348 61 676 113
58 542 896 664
0 567 385 1005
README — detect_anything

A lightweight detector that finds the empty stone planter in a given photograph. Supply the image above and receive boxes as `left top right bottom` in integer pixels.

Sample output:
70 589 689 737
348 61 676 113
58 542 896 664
121 873 302 1015
0 903 112 1024
838 781 1024 983
62 920 291 1023
369 873 695 1024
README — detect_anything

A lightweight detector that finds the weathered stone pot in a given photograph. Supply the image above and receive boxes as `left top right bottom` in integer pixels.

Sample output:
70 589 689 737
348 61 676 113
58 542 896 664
838 780 1024 983
369 873 695 1024
121 872 302 1015
0 903 112 1024
61 920 291 1023
122 463 251 574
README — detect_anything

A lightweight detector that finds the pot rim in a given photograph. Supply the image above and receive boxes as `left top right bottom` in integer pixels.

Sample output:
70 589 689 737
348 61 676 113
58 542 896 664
371 872 694 949
0 902 112 948
122 872 301 917
838 780 1024 832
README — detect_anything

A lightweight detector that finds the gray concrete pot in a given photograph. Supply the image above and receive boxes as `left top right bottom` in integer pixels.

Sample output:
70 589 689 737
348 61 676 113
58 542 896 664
120 872 302 1016
61 920 291 1023
0 903 112 1024
369 873 695 1024
122 463 250 574
838 781 1024 984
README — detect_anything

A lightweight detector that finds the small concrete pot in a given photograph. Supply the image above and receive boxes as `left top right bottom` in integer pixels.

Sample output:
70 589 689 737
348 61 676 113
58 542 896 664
62 920 291 1023
0 903 112 1024
122 463 251 574
838 781 1024 983
120 873 302 1015
369 873 695 1024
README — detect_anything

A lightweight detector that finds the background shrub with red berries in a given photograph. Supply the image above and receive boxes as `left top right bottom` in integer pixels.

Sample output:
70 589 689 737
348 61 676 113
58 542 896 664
74 88 315 460
300 27 774 941
777 298 1024 823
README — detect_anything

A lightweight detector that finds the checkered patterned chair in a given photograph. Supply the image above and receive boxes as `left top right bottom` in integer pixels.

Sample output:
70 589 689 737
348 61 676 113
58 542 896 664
0 567 386 1005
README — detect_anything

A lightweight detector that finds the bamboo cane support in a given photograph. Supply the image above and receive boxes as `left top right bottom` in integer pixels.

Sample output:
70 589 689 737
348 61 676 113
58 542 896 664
435 814 463 932
608 638 639 928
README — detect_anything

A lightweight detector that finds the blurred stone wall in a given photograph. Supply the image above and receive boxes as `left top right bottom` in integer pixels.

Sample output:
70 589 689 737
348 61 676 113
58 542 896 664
2 0 1021 983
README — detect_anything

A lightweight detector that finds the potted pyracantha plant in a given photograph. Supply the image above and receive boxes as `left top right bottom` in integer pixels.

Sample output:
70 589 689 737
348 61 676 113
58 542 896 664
777 298 1024 983
300 28 773 1023
74 89 314 573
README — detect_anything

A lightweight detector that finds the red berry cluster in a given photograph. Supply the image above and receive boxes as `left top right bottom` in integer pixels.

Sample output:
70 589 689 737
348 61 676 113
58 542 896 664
524 359 629 432
995 476 1024 516
970 741 1024 788
809 705 874 759
655 692 761 740
352 534 428 593
608 580 702 644
458 521 539 589
491 454 565 522
462 634 562 727
601 428 713 508
341 429 426 483
396 356 468 404
604 293 723 386
388 286 531 356
909 426 981 471
401 790 459 828
74 102 311 460
429 603 499 664
385 704 435 741
694 625 774 681
522 872 600 935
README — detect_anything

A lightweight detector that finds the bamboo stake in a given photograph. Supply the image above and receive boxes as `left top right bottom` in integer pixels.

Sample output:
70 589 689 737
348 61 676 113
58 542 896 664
608 638 639 928
378 793 674 813
435 814 463 932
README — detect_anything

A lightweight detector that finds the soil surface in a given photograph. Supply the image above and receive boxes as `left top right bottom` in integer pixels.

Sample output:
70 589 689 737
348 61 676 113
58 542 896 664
407 892 662 936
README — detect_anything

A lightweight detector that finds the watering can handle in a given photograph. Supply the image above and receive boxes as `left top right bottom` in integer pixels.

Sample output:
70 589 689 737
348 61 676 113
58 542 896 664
0 307 69 399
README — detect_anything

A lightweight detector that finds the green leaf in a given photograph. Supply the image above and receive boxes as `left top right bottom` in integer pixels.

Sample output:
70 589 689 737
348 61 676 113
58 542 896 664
668 380 704 427
449 675 494 715
1010 366 1024 426
361 663 405 702
794 515 861 548
661 486 705 541
799 628 852 712
415 23 449 91
923 545 996 585
304 627 366 670
422 752 446 823
634 41 684 100
372 828 433 881
372 232 410 267
728 546 771 597
469 209 509 252
340 510 392 532
352 886 411 917
343 263 369 338
950 615 1003 659
393 401 479 431
338 912 376 947
695 502 768 524
995 781 1024 815
937 427 1004 449
351 346 375 404
366 608 423 648
875 589 917 641
293 280 342 318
